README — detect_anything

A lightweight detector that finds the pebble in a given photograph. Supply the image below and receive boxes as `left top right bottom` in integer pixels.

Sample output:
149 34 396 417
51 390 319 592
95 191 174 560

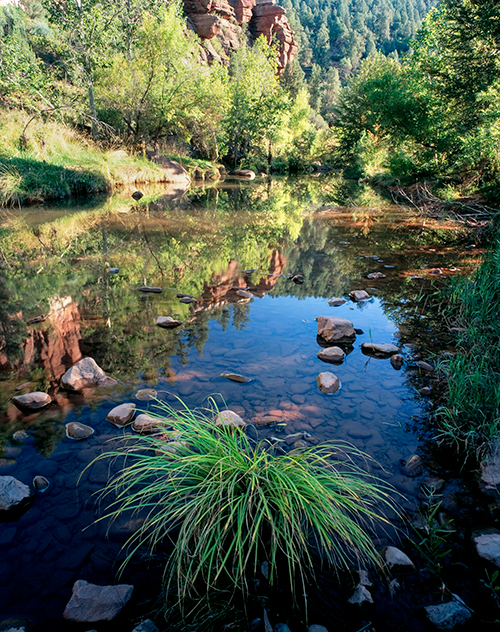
179 296 196 304
132 191 144 200
107 268 119 274
348 584 373 605
383 546 415 571
14 382 32 392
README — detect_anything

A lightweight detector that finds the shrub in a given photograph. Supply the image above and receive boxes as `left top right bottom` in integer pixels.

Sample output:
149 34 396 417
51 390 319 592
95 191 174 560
96 400 399 607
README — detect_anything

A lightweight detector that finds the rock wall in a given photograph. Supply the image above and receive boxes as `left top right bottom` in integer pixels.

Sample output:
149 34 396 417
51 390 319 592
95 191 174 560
184 0 297 74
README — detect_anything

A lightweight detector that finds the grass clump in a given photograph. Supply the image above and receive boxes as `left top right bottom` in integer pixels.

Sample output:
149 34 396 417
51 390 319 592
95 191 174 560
435 239 500 460
96 400 398 609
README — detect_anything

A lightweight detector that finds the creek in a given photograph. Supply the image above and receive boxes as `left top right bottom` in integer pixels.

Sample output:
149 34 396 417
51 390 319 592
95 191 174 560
0 176 496 631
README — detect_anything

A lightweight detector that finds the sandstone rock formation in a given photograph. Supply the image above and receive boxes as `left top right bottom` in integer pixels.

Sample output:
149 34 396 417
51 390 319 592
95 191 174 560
184 0 297 74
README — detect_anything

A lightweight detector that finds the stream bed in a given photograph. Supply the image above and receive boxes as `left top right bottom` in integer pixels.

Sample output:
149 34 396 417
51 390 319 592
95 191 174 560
0 176 498 631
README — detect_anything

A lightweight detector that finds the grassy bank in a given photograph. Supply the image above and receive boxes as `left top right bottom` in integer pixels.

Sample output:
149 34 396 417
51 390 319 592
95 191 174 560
436 236 500 460
0 109 192 206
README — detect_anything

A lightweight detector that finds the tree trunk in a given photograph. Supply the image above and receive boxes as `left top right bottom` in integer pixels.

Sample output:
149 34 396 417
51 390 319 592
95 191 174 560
88 82 99 140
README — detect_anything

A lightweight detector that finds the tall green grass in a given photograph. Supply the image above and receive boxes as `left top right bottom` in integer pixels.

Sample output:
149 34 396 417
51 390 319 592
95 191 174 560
95 400 399 608
435 239 500 459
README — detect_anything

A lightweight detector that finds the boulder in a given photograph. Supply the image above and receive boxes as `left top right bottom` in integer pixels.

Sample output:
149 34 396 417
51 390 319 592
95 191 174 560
473 531 500 567
0 476 32 511
425 600 471 630
361 342 400 357
348 584 373 606
149 157 191 184
350 290 370 302
480 453 500 489
66 422 94 440
61 358 117 391
63 580 133 622
317 316 356 343
213 410 247 430
11 392 51 411
107 403 136 428
156 316 182 329
390 354 404 370
383 546 415 571
317 372 340 394
328 298 346 307
317 347 345 364
133 414 162 435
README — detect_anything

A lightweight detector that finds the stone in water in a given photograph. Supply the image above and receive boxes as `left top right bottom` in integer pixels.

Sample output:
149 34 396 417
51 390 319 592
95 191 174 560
220 372 252 383
66 422 94 440
135 388 157 401
156 316 182 329
12 392 51 411
137 286 163 293
350 290 371 302
317 372 340 394
317 347 345 364
107 403 136 427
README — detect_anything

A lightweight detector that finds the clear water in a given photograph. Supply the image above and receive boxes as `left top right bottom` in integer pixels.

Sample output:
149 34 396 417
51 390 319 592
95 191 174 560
0 176 479 629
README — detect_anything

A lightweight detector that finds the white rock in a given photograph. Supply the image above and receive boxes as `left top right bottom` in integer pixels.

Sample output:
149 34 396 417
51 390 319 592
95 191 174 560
213 410 246 430
317 347 345 364
0 476 32 511
61 358 117 391
361 342 400 356
473 531 500 567
63 580 133 622
317 372 340 394
383 546 415 571
348 584 373 605
107 403 136 427
317 316 356 343
12 392 51 410
350 290 370 301
425 600 471 630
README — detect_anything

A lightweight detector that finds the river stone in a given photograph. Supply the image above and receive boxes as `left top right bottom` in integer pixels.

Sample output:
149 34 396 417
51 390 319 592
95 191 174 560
137 286 162 293
213 410 247 431
156 316 182 329
66 422 94 440
317 316 356 343
317 372 340 394
63 580 133 622
383 546 415 571
106 403 136 428
425 601 471 630
480 453 500 489
33 475 50 492
416 360 434 372
0 476 32 511
132 190 143 200
419 387 432 396
12 430 29 441
391 354 404 370
132 620 159 632
350 290 370 302
220 372 252 383
317 347 345 364
361 343 400 357
328 298 346 306
402 454 423 477
11 392 51 411
367 272 386 279
133 414 162 434
135 389 157 401
61 358 117 391
255 416 281 427
348 584 373 606
473 531 500 567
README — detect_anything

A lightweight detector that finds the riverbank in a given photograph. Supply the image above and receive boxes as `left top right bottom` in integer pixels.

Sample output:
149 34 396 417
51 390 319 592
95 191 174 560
0 109 219 206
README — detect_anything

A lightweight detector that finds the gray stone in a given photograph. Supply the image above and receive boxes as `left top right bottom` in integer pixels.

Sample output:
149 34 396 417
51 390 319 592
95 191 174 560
61 358 117 391
317 372 340 394
213 410 246 430
480 453 500 489
350 290 370 302
348 584 373 606
63 580 133 622
317 316 356 343
0 476 32 511
425 600 471 630
416 361 434 372
12 392 51 410
358 570 372 587
361 342 400 357
132 619 159 632
317 347 345 364
402 454 423 477
106 403 136 428
66 422 94 440
419 387 432 396
156 316 182 329
275 625 292 632
328 298 346 307
133 414 162 435
473 531 500 567
391 354 404 370
135 389 157 401
307 626 329 632
383 546 415 571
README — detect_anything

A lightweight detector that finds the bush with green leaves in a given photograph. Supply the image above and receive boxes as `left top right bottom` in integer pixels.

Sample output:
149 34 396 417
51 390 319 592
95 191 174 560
96 400 399 606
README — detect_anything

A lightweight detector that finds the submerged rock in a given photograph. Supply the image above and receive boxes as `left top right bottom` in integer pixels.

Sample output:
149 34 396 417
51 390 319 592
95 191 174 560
220 372 252 383
156 316 182 329
0 476 32 511
473 530 500 567
135 389 157 401
12 392 51 411
402 454 423 477
317 372 340 394
390 354 404 370
350 290 370 302
107 403 136 428
213 410 246 430
66 422 94 440
425 600 471 630
63 580 134 622
33 475 50 492
61 358 117 391
317 346 345 364
317 316 356 343
361 342 400 357
328 297 346 307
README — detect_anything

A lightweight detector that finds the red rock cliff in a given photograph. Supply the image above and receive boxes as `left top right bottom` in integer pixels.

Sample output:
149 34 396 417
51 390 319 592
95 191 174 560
184 0 297 74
